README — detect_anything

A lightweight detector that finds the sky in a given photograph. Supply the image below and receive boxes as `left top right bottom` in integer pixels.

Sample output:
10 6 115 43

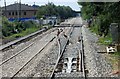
0 0 82 11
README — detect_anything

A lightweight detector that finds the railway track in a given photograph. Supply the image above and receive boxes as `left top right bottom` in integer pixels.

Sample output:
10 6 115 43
11 36 56 79
50 25 87 78
1 29 59 78
1 26 73 78
1 18 85 78
0 42 34 66
0 28 46 51
1 27 58 51
50 26 74 79
0 28 57 66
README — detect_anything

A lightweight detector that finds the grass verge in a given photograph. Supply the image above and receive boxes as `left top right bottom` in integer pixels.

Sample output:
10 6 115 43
98 35 112 45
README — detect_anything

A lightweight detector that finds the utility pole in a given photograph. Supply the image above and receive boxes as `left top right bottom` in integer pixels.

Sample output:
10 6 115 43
34 2 35 6
4 0 6 16
17 1 19 20
19 0 21 19
17 0 21 21
34 2 35 16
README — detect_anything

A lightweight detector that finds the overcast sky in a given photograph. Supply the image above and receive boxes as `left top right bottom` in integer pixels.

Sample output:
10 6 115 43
0 0 82 11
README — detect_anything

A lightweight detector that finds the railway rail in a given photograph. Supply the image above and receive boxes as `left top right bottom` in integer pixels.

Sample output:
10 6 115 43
50 25 87 78
0 42 34 66
11 36 56 79
1 26 73 78
1 18 87 78
0 28 57 66
81 33 87 79
50 26 74 79
0 27 49 51
1 28 60 78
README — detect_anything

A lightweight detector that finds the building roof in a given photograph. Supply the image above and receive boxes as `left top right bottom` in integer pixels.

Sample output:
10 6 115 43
2 3 39 11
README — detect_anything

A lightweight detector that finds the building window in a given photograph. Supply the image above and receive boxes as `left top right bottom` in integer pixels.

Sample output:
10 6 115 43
16 12 17 15
12 12 14 15
24 12 26 15
9 12 11 15
19 12 21 15
34 12 36 15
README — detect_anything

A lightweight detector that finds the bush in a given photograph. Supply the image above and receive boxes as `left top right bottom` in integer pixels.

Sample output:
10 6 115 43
2 17 14 37
2 17 41 38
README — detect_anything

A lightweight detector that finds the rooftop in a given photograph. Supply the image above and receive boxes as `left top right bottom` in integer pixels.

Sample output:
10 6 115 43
2 3 39 11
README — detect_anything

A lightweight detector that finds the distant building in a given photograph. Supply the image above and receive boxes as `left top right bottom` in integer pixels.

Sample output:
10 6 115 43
2 3 39 21
42 16 59 25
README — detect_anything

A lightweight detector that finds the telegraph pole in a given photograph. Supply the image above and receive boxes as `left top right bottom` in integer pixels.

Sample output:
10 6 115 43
34 2 35 16
19 0 21 19
4 0 7 16
18 0 21 21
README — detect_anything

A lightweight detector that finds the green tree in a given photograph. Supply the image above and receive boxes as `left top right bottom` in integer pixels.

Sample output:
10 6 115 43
36 2 76 19
77 1 120 36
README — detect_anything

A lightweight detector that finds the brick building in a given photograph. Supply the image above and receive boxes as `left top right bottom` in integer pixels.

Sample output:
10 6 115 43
2 3 38 20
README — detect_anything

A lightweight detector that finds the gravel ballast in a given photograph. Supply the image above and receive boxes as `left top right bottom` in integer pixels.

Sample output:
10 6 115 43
2 30 57 77
1 28 57 62
82 26 118 77
13 27 73 77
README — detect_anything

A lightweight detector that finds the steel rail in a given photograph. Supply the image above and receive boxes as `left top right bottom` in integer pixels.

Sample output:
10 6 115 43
50 18 78 79
81 34 87 79
50 26 74 79
11 36 56 79
0 27 56 51
0 42 34 66
0 28 57 66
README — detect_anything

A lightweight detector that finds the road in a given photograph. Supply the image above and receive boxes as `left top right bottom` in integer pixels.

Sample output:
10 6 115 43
1 17 117 78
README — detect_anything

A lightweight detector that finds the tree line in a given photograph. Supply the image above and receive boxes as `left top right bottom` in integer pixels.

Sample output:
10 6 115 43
36 2 76 19
77 2 120 37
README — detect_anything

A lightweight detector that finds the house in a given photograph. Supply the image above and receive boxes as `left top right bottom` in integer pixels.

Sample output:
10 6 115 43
2 3 39 21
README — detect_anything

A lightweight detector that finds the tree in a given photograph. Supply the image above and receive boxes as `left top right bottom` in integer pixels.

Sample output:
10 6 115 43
36 2 76 19
77 1 120 36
